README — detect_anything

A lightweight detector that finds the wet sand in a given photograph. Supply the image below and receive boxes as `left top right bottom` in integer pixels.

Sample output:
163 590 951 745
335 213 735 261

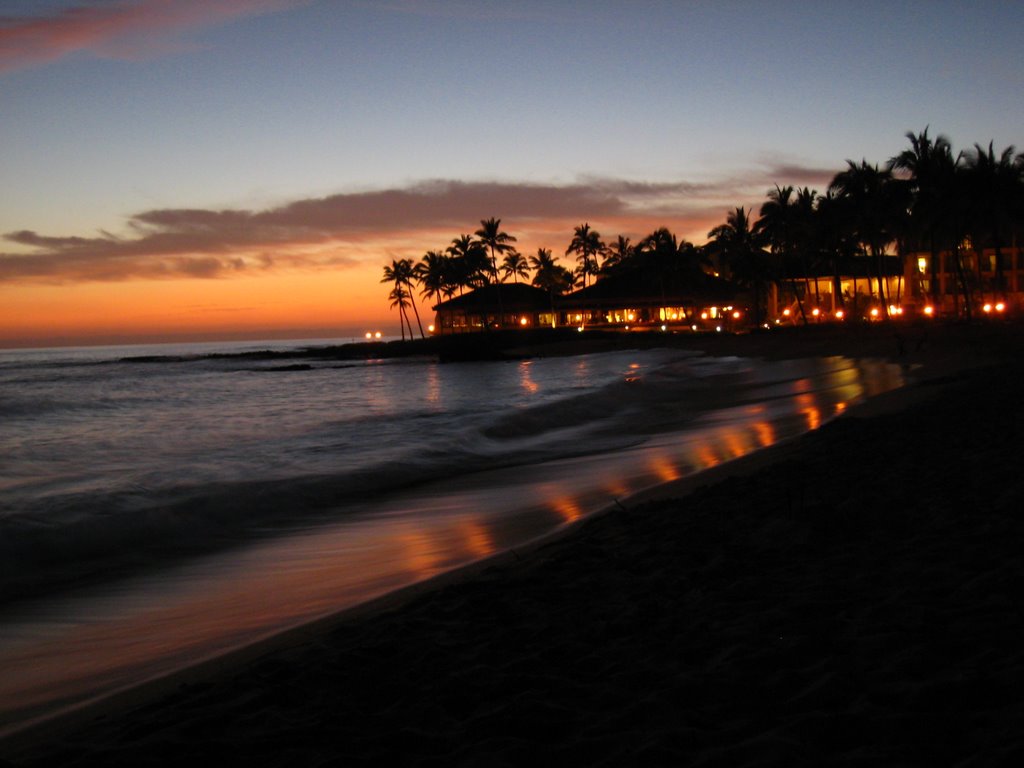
4 320 1024 766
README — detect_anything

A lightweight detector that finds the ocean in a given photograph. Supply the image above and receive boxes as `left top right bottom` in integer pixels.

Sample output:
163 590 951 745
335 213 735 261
0 338 905 735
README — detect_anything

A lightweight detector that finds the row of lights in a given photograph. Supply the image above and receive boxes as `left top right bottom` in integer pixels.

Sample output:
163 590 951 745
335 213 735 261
777 301 1008 323
384 301 1010 340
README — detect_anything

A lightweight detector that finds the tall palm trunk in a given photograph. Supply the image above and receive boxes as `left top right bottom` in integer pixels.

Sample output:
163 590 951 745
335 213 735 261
404 279 425 338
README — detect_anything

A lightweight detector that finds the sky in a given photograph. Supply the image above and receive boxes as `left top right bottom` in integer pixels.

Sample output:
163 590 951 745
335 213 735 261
2 0 1023 347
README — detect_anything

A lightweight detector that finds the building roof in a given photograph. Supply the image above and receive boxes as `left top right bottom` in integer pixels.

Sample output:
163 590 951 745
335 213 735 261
433 283 552 312
559 268 739 308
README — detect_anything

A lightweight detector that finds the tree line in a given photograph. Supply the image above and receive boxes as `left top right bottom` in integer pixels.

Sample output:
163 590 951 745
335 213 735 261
384 128 1024 337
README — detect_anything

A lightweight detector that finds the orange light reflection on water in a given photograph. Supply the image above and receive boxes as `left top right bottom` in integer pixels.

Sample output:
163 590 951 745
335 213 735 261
459 520 497 559
398 528 444 580
650 455 682 482
519 360 539 394
796 393 821 431
722 429 751 459
695 443 720 469
553 497 583 524
754 421 776 447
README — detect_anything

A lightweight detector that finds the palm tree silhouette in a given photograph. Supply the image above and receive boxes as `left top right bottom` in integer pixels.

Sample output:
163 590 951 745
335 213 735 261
416 250 449 333
475 217 517 326
530 247 572 326
566 223 606 288
756 185 810 324
501 249 530 283
884 126 970 309
813 189 856 313
382 258 424 338
829 161 900 318
707 207 769 327
601 235 634 274
388 285 413 341
445 234 492 330
446 235 490 294
963 141 1020 299
888 128 960 307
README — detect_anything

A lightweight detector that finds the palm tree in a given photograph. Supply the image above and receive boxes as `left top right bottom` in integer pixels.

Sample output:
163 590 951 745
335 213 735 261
444 234 491 330
501 249 530 283
446 235 490 294
475 217 517 325
814 189 857 313
416 250 449 332
963 141 1020 299
793 186 823 307
566 223 605 288
829 161 901 318
601 235 634 274
381 258 424 338
388 285 413 341
530 247 572 325
707 207 769 327
475 217 518 283
888 128 961 308
755 185 809 324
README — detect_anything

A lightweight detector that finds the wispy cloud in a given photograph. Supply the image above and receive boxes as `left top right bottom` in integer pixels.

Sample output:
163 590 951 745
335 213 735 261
0 0 307 73
1 168 841 284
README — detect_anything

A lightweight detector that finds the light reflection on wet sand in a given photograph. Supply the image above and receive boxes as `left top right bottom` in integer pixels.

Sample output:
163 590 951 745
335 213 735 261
0 357 905 737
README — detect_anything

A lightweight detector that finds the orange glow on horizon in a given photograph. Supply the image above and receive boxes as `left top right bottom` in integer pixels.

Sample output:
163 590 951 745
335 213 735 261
1 267 394 347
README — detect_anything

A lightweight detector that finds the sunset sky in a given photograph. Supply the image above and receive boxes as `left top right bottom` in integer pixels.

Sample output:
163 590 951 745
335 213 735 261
3 0 1023 347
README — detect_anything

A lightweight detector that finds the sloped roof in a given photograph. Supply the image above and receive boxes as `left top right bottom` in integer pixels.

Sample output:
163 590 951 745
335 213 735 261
433 283 552 312
560 268 739 307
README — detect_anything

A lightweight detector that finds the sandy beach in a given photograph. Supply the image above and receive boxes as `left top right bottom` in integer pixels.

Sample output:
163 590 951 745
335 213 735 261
4 320 1024 767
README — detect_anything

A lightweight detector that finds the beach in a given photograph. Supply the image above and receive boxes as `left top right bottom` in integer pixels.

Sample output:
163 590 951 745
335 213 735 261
4 321 1024 766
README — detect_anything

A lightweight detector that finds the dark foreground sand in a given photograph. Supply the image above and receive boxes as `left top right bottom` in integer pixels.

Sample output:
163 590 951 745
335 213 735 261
5 321 1024 767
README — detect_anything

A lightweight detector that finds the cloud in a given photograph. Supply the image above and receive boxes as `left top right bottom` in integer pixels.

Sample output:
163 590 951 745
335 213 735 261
1 174 827 284
0 0 307 73
753 156 839 191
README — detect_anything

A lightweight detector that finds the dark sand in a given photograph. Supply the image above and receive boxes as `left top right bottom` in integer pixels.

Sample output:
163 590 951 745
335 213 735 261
4 321 1024 766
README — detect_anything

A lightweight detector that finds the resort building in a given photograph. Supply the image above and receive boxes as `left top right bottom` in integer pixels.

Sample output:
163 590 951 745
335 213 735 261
767 245 1024 322
432 272 747 333
431 245 1024 333
432 284 556 333
769 256 905 322
902 245 1024 315
558 269 745 331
